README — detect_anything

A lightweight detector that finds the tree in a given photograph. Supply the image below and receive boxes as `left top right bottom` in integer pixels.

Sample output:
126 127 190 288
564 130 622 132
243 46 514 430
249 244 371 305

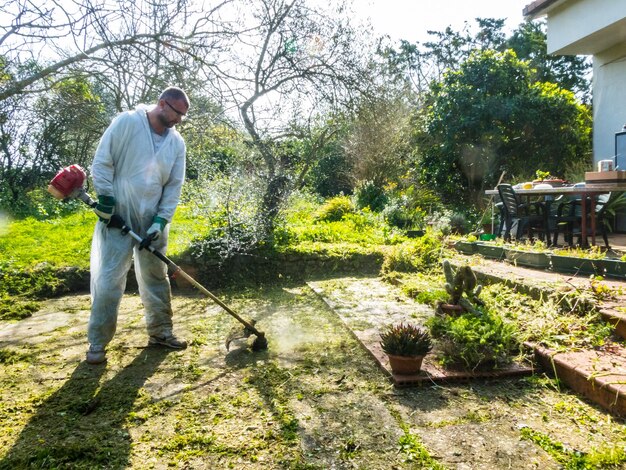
342 89 413 188
415 49 591 208
207 0 370 236
0 0 228 104
379 18 590 101
506 20 590 102
0 76 107 206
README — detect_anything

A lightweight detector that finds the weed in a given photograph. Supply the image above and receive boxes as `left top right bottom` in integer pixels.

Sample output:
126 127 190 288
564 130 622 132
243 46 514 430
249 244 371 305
339 436 361 460
427 309 520 370
0 296 39 321
398 426 445 468
520 426 626 469
0 348 30 364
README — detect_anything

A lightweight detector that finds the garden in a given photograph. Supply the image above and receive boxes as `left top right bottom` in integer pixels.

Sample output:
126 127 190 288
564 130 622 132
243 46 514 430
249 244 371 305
2 183 626 468
2 2 626 468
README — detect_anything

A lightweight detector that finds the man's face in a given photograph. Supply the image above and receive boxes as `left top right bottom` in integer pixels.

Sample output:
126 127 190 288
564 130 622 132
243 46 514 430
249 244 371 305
157 98 189 128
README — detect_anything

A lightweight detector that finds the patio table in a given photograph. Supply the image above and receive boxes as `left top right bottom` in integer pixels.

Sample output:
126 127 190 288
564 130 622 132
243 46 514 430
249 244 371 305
485 184 626 247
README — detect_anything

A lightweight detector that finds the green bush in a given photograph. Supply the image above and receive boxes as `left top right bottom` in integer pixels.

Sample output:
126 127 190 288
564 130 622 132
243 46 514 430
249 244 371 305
382 196 426 230
354 180 388 212
308 152 353 197
3 188 86 220
381 231 442 273
314 196 355 222
449 212 468 234
426 310 520 370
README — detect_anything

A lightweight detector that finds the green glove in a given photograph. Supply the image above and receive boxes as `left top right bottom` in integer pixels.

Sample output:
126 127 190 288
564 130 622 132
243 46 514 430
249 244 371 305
146 215 168 241
94 195 115 224
139 216 168 250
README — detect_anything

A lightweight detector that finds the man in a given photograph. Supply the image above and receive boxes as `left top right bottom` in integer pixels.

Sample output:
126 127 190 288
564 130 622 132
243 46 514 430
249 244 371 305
86 87 190 364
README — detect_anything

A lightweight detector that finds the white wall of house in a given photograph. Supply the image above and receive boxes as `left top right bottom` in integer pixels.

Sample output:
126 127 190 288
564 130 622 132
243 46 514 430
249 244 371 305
593 42 626 163
545 0 626 56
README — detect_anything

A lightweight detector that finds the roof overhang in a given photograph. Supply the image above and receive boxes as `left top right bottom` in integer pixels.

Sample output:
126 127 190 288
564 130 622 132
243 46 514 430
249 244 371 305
523 0 570 19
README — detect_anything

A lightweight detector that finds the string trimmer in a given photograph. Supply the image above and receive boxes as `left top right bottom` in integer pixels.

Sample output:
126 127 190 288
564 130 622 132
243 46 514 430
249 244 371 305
47 164 268 352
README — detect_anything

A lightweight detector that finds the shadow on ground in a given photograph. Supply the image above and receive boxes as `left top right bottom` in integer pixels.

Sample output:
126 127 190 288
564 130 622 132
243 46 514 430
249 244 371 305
0 347 170 468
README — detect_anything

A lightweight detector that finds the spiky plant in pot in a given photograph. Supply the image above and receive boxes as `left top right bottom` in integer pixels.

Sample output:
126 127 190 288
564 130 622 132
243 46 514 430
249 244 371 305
380 322 432 357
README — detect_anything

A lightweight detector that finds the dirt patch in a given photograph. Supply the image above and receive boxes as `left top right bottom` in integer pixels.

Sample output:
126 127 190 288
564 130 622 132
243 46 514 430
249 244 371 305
1 279 626 468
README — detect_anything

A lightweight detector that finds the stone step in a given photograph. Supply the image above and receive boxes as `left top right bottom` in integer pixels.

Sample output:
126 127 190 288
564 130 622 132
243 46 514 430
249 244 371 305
531 342 626 417
452 256 626 341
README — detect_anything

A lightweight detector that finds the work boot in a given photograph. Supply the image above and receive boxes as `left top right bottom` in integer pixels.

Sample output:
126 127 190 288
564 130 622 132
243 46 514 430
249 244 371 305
86 345 106 364
149 333 188 350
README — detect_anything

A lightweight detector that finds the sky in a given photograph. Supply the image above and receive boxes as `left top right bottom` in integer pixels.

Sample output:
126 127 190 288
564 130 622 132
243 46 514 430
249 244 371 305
354 0 533 43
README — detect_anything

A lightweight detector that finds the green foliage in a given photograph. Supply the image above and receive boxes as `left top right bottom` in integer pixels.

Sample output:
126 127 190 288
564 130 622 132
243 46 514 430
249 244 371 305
382 196 425 229
520 426 626 469
506 20 591 100
281 192 398 246
449 212 468 234
354 180 388 212
0 76 108 215
404 287 447 307
0 296 39 321
416 49 591 207
314 196 355 222
380 322 432 357
427 310 520 370
397 427 445 468
308 151 353 197
479 284 611 349
0 347 30 364
10 188 86 220
381 231 442 273
535 169 551 181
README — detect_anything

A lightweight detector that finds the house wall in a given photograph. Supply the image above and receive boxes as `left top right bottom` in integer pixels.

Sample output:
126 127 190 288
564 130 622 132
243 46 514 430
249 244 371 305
545 0 626 55
593 42 626 163
594 43 626 231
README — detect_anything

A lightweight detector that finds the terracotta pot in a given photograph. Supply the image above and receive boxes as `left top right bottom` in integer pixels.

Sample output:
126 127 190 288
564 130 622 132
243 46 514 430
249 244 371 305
387 354 425 375
439 303 464 316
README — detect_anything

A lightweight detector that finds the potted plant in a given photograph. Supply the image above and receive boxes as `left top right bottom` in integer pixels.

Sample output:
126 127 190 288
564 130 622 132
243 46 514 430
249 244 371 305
480 210 496 236
475 238 506 260
454 234 478 255
504 240 551 269
551 246 605 275
533 170 568 187
380 322 432 375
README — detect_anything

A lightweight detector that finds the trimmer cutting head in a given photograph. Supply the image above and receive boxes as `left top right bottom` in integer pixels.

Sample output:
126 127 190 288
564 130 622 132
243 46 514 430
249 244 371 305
251 333 268 351
225 321 268 351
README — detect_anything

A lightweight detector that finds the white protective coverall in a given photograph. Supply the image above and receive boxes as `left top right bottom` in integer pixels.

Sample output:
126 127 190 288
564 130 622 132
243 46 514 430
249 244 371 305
89 104 186 347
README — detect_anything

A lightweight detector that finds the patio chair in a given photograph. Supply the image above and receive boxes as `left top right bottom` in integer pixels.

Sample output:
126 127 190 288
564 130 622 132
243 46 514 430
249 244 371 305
552 193 612 248
497 184 550 242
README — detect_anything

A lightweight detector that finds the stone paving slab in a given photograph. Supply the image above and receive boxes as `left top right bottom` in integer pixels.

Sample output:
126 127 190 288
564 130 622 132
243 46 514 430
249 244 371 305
307 277 534 387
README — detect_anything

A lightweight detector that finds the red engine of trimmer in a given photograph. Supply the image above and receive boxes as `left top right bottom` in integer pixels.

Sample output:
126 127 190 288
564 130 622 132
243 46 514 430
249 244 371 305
47 164 87 200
